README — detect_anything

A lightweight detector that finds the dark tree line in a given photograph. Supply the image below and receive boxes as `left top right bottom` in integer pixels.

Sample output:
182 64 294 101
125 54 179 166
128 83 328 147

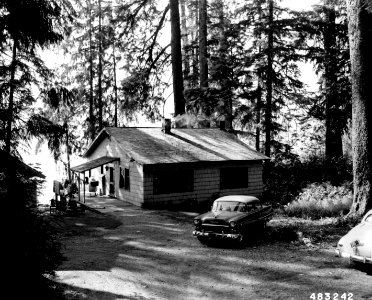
39 0 371 216
0 1 73 297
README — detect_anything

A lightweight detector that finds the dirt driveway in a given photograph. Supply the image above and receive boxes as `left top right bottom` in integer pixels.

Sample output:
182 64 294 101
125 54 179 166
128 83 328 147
48 197 372 300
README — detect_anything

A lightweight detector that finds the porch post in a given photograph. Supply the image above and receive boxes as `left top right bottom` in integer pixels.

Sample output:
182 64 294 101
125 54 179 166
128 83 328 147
83 171 86 203
78 172 81 202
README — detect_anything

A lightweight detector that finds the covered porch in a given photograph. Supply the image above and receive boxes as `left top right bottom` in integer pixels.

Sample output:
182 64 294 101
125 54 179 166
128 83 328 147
71 156 120 203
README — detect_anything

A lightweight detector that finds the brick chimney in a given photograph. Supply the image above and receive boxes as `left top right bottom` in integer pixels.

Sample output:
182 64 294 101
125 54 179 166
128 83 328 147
219 120 226 131
162 118 172 134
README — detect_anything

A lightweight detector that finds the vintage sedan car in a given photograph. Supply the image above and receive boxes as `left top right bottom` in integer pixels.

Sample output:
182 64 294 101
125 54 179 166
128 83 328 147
193 195 273 244
335 209 372 265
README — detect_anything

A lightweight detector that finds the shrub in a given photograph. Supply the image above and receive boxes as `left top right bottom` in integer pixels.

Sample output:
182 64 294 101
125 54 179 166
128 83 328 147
262 146 352 206
262 147 305 206
285 182 353 219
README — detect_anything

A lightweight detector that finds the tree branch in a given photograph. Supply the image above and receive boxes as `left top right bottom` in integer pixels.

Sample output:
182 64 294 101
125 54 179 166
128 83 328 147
146 4 170 64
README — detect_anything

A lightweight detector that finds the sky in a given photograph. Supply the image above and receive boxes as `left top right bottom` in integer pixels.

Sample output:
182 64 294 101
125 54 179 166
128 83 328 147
26 0 321 204
282 0 319 11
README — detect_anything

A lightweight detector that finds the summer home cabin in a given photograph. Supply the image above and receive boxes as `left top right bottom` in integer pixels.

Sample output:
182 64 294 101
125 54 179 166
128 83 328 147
71 121 269 208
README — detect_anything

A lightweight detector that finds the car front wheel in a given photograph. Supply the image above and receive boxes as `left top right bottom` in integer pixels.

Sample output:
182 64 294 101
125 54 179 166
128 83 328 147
197 236 209 244
236 231 246 246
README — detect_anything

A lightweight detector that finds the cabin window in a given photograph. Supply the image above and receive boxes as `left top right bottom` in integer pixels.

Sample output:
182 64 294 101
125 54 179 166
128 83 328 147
89 169 91 177
101 165 104 174
124 168 130 190
154 169 194 194
120 167 130 190
109 167 114 182
220 167 248 189
119 168 124 188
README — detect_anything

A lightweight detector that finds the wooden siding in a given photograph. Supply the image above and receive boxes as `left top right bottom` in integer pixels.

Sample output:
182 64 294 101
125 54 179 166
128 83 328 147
143 162 264 208
84 138 145 206
115 162 143 206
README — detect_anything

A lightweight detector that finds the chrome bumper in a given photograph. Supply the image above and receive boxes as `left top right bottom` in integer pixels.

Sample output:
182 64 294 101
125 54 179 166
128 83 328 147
335 249 372 264
193 230 242 240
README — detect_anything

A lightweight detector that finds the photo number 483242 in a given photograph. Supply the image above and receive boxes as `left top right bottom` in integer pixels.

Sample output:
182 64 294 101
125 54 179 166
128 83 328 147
310 293 353 300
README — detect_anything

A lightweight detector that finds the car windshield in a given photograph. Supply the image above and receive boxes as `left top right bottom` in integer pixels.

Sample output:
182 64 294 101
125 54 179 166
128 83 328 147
364 214 372 223
212 201 249 212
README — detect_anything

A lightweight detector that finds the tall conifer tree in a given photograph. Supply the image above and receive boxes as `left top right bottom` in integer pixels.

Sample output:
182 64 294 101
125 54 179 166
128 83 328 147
347 0 372 216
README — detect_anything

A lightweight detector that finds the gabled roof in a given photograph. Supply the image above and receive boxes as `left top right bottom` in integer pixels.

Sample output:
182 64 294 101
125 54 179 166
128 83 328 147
84 127 269 165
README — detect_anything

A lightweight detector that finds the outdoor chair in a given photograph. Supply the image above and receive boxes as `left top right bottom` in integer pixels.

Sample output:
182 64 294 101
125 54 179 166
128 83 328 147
50 199 57 214
89 181 98 196
56 196 67 212
68 199 78 210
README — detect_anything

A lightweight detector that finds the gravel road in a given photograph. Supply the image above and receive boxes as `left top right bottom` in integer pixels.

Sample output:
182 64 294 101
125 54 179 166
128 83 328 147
49 198 372 300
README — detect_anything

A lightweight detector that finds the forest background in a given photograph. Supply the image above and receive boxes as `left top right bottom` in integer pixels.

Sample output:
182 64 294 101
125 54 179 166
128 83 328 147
1 0 371 224
21 0 333 207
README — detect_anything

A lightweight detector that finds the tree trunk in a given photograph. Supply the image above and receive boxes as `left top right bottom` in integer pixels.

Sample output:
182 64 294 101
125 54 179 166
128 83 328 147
347 0 372 217
170 0 185 116
199 0 208 89
256 84 262 152
324 0 343 159
88 0 95 140
180 0 190 86
113 41 118 127
65 123 71 182
265 0 274 157
255 0 263 152
190 1 199 82
216 0 232 130
5 38 17 155
98 0 103 130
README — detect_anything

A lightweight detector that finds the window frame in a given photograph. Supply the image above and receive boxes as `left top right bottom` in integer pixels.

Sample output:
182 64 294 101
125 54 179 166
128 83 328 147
119 168 125 188
124 168 130 190
109 167 114 182
119 167 130 191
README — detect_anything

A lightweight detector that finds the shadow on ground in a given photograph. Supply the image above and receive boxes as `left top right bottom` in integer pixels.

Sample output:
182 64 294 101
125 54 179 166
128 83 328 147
51 206 372 300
